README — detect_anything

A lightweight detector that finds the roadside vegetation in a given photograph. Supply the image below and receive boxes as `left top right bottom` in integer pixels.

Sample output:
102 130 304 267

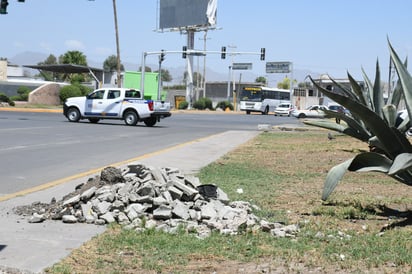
46 130 412 273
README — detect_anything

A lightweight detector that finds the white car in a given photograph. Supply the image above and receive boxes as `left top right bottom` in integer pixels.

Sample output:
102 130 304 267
274 103 295 116
292 105 329 118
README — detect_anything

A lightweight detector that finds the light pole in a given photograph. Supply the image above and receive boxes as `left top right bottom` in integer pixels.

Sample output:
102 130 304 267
226 45 236 101
199 31 210 98
112 0 121 88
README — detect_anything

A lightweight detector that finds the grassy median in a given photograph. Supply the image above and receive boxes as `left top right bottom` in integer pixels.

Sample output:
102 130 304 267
47 130 412 274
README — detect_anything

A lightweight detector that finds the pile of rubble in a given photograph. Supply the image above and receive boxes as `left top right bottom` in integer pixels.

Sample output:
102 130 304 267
14 164 299 238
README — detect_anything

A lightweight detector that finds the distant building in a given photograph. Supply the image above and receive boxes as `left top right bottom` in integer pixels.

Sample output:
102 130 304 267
292 74 365 109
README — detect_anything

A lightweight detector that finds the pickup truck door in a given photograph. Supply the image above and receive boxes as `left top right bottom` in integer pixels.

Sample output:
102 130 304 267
85 89 106 116
99 89 123 117
85 89 123 117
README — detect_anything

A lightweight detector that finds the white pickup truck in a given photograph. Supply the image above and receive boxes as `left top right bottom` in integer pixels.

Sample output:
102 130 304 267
63 88 171 127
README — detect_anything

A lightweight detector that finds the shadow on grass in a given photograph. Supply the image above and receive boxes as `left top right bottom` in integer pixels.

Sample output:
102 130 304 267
321 200 412 230
376 205 412 231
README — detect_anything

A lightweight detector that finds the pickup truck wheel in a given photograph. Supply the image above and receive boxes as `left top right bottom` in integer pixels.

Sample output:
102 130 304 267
67 108 81 122
144 117 157 127
124 111 138 126
88 118 100 123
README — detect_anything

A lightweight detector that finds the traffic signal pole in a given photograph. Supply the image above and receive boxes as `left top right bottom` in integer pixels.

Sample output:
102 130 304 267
140 48 265 104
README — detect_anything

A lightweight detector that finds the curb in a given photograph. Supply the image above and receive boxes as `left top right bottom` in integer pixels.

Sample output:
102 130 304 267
0 107 62 113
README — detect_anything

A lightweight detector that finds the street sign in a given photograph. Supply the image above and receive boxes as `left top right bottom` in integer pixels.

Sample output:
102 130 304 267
232 62 253 70
266 61 291 73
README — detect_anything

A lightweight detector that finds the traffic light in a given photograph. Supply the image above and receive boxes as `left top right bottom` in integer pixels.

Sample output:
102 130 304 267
0 0 9 15
221 46 226 59
260 48 265 61
182 46 187 59
159 50 165 63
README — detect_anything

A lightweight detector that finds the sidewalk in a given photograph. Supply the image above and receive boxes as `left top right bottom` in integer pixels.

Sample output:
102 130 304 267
0 130 260 274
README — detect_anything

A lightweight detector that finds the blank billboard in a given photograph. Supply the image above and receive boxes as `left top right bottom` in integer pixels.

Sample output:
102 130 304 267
159 0 217 29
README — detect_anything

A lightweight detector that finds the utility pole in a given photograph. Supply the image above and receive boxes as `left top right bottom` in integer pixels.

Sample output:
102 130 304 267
113 0 121 88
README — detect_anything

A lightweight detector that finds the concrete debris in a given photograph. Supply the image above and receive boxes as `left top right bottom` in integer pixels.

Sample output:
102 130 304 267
14 164 299 238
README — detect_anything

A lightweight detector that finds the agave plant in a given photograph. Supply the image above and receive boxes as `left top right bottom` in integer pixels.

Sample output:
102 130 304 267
306 39 412 200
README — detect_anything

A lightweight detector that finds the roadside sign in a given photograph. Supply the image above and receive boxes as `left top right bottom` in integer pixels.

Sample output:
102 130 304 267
232 62 253 70
266 61 291 73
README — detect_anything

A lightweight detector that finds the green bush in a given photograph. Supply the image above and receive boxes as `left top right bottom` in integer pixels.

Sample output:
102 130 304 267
0 93 14 106
193 97 213 110
216 101 234 111
10 86 31 101
178 101 188 109
76 84 93 96
0 93 9 102
59 85 82 103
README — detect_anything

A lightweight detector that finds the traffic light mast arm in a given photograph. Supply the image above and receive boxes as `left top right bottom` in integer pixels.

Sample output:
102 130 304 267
143 49 265 59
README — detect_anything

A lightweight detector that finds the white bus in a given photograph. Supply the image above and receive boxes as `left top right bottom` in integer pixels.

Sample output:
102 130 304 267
239 86 291 114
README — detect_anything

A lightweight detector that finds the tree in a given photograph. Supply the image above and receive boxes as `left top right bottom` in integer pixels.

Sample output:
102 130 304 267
139 66 152 72
277 77 297 89
155 69 172 83
59 51 87 66
103 55 124 72
59 51 88 83
255 76 267 85
37 54 59 81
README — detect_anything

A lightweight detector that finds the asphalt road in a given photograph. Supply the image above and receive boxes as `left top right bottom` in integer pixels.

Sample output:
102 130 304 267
0 110 300 196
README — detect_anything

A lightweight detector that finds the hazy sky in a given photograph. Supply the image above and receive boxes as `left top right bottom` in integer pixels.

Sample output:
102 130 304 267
1 0 411 83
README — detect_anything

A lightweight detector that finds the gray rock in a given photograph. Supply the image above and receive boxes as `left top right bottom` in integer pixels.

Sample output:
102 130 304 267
168 186 183 200
62 194 80 206
153 204 172 220
93 201 112 215
80 186 97 201
62 215 77 223
100 212 115 223
28 213 45 223
172 200 190 220
200 202 217 220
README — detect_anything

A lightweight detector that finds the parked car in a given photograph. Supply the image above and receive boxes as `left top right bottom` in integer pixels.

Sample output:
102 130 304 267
328 104 345 113
274 103 295 116
292 105 329 118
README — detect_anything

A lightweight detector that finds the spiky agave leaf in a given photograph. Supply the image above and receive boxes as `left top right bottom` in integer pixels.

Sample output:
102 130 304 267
372 59 384 118
382 104 398 127
323 109 371 141
347 152 393 172
322 159 353 200
303 118 370 142
307 108 372 142
309 75 412 159
302 119 347 132
388 153 412 176
347 72 368 107
388 39 412 126
361 67 374 110
322 152 393 200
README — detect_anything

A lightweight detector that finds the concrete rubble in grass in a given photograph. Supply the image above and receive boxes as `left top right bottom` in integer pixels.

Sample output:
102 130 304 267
14 164 299 239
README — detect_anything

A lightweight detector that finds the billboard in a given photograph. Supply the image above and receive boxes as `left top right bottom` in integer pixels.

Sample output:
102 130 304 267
159 0 217 30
